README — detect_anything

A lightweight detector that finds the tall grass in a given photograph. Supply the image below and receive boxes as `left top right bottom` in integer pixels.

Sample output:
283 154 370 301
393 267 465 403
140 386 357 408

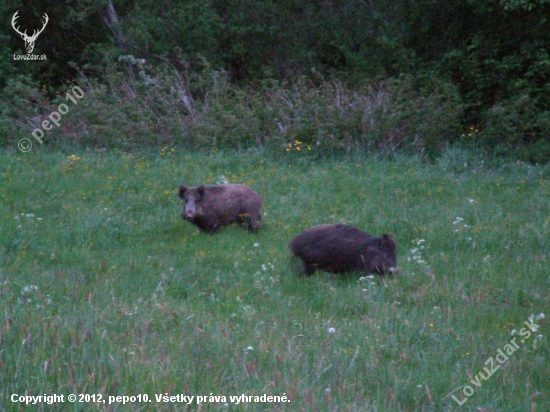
1 59 462 157
0 148 548 411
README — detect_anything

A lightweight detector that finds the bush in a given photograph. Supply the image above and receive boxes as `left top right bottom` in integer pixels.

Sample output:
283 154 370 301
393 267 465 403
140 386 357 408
478 94 550 163
0 75 49 148
3 58 462 157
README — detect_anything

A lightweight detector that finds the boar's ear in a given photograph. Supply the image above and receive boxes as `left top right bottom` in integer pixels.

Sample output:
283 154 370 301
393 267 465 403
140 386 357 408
381 234 396 251
197 185 205 200
178 185 188 199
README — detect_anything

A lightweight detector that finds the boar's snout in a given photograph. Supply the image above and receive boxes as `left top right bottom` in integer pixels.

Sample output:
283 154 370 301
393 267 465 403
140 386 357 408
181 202 197 221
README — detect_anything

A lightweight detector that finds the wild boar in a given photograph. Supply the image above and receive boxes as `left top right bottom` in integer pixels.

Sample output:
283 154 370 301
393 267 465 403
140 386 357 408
290 224 397 276
178 184 263 233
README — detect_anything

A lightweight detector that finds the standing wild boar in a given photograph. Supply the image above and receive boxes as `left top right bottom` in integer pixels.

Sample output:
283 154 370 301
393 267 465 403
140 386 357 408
178 184 263 233
290 224 397 276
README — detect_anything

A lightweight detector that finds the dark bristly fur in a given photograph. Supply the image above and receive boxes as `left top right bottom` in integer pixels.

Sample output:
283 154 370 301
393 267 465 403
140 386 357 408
289 224 397 276
178 184 263 233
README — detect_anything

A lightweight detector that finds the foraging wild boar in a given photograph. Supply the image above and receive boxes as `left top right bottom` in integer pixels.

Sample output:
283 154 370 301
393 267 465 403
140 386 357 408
178 184 263 233
289 224 397 276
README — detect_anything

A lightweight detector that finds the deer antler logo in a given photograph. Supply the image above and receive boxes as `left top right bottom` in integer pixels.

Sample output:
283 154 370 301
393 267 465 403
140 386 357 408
11 10 49 54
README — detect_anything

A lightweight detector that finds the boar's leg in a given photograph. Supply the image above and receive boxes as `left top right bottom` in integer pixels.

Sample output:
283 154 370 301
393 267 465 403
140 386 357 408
238 212 261 232
302 261 316 276
249 212 262 232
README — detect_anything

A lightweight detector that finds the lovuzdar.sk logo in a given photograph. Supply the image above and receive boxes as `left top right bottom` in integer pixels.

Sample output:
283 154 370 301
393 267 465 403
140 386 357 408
11 10 49 60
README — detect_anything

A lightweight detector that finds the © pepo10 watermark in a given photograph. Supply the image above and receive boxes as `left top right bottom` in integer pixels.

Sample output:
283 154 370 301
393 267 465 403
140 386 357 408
18 85 85 153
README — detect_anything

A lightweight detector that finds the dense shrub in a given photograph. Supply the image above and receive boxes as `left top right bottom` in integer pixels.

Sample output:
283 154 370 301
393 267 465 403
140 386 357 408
2 0 549 162
0 75 49 147
2 59 462 156
478 95 550 163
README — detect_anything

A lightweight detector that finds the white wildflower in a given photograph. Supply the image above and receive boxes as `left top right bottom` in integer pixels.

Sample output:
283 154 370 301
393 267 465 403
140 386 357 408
216 175 229 184
533 334 544 349
22 285 38 294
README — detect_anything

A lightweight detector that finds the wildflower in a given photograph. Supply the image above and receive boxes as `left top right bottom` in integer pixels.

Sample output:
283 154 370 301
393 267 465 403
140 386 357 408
216 175 229 185
468 198 475 204
511 329 517 335
328 327 336 333
533 334 544 349
22 285 38 294
246 346 253 351
453 217 464 225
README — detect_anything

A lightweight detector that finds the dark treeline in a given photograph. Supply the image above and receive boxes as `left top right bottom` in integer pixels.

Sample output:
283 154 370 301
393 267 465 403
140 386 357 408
1 0 549 161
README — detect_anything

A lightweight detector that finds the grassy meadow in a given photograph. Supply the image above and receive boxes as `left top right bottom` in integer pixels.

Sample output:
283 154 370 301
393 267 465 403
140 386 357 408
0 148 549 411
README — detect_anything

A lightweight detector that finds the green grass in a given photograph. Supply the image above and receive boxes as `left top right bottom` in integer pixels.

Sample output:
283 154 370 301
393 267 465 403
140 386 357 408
0 148 549 411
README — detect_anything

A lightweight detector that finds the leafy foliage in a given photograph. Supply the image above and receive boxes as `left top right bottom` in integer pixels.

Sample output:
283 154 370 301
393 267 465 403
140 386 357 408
1 0 549 161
